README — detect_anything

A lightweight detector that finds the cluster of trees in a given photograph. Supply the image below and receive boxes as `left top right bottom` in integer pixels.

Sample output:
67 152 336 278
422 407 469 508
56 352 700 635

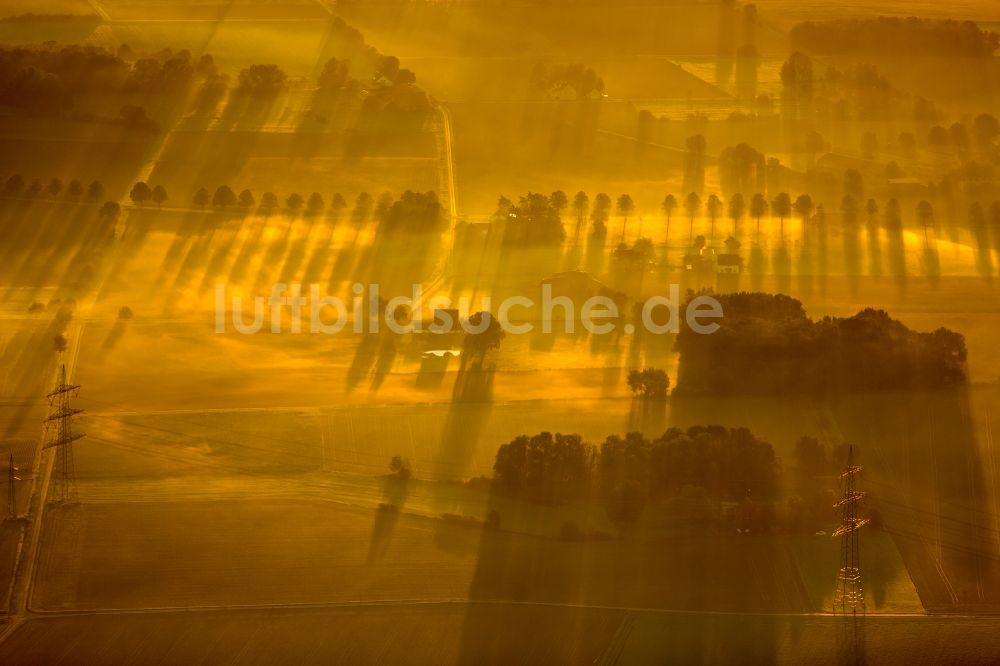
0 44 121 115
626 368 669 399
0 174 104 200
790 17 999 57
123 49 196 94
496 192 567 245
235 64 286 99
491 426 781 526
383 190 442 232
674 292 968 396
128 181 167 207
528 62 605 100
318 18 430 114
0 45 207 119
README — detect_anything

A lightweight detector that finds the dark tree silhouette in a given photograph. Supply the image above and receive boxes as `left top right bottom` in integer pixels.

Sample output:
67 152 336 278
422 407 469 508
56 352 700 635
236 64 287 98
550 190 568 214
463 311 505 360
794 194 814 225
307 192 325 214
728 193 745 233
87 180 104 199
213 185 236 208
662 194 677 239
238 189 255 208
67 180 83 198
616 194 635 242
151 185 167 206
4 174 24 195
193 187 210 208
47 177 62 199
627 368 670 399
260 192 278 214
286 193 304 212
129 181 152 206
591 193 611 236
706 193 722 240
771 192 791 234
572 191 589 228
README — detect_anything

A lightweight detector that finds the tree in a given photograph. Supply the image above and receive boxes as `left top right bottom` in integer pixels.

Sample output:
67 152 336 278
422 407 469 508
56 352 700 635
238 189 255 208
4 174 24 195
260 192 278 214
151 185 168 206
47 177 62 199
67 180 83 198
550 190 568 214
916 200 934 241
684 192 701 241
706 193 722 240
463 311 505 360
626 368 670 399
749 193 768 234
771 192 791 235
616 194 635 242
331 193 347 218
87 180 104 199
130 181 152 206
193 188 210 208
98 200 121 224
572 191 589 227
213 185 236 208
317 57 349 90
728 193 745 233
286 193 304 212
794 194 814 224
591 193 611 235
780 51 813 98
307 192 325 214
662 194 677 238
388 455 411 480
27 180 42 197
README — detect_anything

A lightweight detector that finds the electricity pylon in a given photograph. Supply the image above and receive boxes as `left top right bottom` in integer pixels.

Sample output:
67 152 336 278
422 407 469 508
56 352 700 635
44 364 84 505
833 445 868 614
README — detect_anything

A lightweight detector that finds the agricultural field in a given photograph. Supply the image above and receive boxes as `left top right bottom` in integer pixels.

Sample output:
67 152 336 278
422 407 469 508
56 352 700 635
3 0 1000 662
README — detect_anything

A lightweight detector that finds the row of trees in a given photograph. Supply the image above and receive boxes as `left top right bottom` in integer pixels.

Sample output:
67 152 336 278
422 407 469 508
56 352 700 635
0 174 104 200
491 426 781 526
495 184 1000 249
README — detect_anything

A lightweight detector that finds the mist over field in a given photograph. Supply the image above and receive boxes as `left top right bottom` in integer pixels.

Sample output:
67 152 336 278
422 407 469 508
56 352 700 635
1 1 1000 664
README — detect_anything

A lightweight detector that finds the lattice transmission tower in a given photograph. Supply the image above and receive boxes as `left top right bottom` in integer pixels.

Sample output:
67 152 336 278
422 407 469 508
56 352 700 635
833 445 868 615
44 364 84 505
